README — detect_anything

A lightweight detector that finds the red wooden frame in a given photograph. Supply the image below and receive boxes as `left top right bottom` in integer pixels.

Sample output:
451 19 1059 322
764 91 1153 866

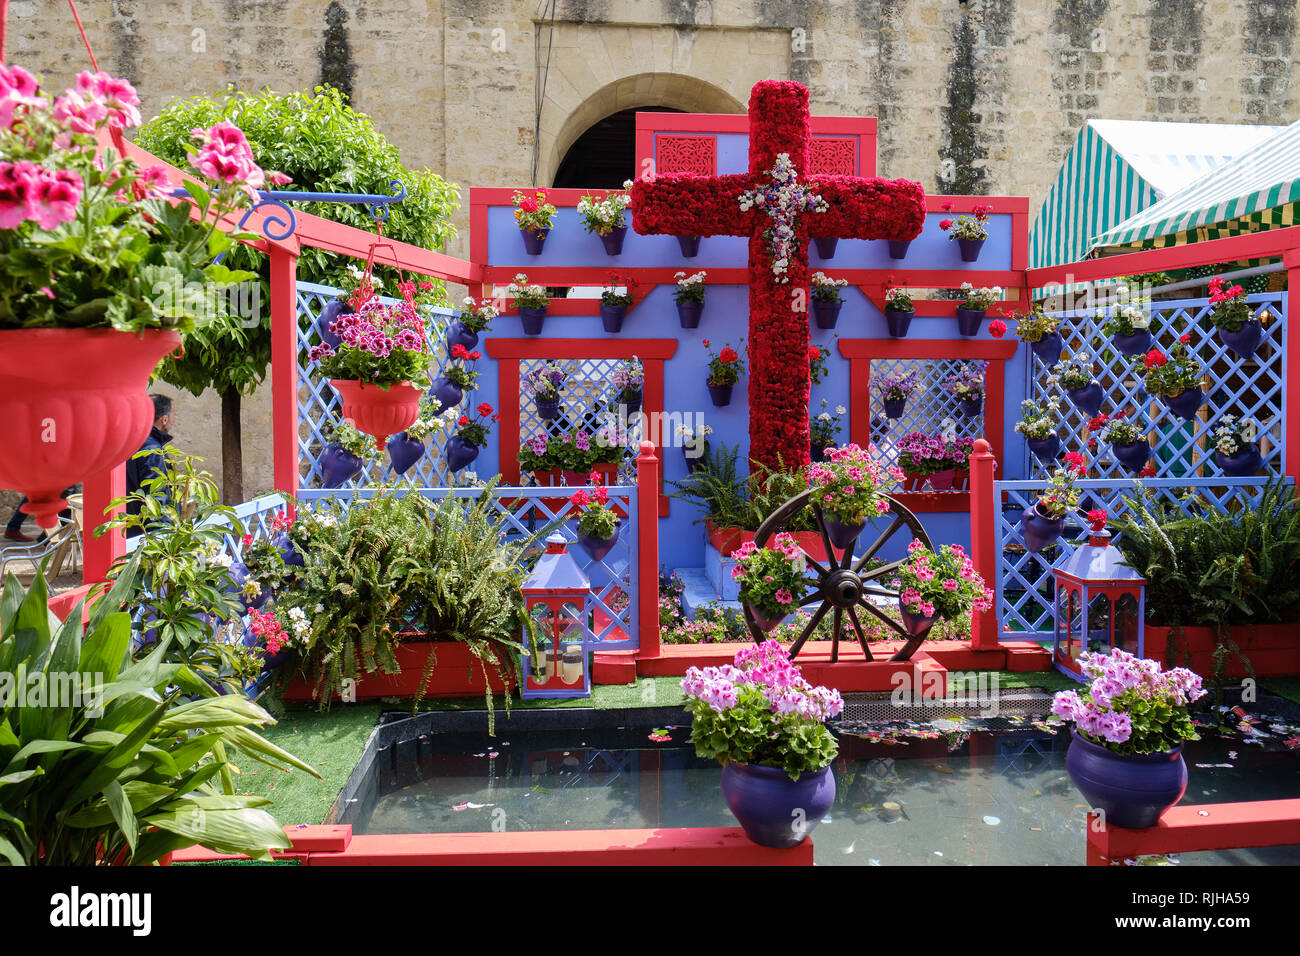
838 338 1018 513
1086 799 1300 865
483 338 677 516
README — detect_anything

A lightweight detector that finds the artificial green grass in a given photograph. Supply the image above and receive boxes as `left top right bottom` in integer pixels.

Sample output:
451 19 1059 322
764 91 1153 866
236 704 383 825
407 675 688 713
1262 676 1300 706
992 670 1080 694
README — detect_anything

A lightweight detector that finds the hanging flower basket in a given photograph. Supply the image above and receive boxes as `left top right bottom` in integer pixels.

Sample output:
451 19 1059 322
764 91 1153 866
319 443 363 487
1214 444 1262 477
1065 382 1104 417
823 516 864 551
428 375 463 413
0 328 181 528
887 239 911 259
708 383 734 407
1112 329 1152 357
677 235 701 257
519 306 547 335
579 519 621 562
1162 387 1204 421
959 395 983 418
1020 503 1065 553
1218 318 1262 359
677 300 704 328
1112 440 1151 473
957 237 984 262
315 297 349 348
1026 433 1061 464
885 309 913 338
600 303 628 333
386 432 426 476
330 379 423 449
813 237 838 259
445 435 480 472
536 396 561 420
600 225 628 256
883 397 907 419
898 603 937 637
955 308 984 336
520 226 550 255
811 300 842 329
1030 331 1064 365
445 319 479 352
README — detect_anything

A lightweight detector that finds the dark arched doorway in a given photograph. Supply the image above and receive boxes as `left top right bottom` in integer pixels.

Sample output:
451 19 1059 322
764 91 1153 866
551 107 683 188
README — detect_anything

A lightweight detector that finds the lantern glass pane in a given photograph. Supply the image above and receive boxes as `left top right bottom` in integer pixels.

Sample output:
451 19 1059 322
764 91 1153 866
528 604 556 679
1086 592 1112 656
1064 587 1082 665
1114 593 1139 654
560 601 585 642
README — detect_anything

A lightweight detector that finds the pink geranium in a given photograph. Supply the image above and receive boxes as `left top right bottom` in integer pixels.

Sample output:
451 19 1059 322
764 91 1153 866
0 64 47 129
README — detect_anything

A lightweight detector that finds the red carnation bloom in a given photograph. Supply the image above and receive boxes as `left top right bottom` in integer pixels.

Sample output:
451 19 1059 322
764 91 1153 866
1143 349 1167 368
1140 462 1157 478
477 402 493 417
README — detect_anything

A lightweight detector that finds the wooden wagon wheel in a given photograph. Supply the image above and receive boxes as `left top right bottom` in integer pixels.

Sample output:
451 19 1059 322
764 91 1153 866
746 491 934 662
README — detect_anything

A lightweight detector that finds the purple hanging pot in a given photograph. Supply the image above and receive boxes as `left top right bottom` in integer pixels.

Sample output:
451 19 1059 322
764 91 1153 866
536 396 561 420
898 603 937 637
315 297 348 348
1112 440 1151 473
883 397 906 419
885 309 913 338
1218 318 1262 359
887 239 911 259
579 519 621 562
677 299 704 328
684 442 709 473
957 237 984 262
708 382 734 407
748 606 789 633
319 442 363 488
1020 503 1065 553
811 299 842 329
720 763 835 848
428 375 463 413
387 431 426 476
274 531 304 568
619 390 643 415
824 516 864 551
1026 433 1061 464
1214 444 1262 477
228 561 269 610
520 226 550 255
600 303 628 333
1112 329 1152 357
519 306 547 335
959 395 983 418
445 319 479 352
955 307 985 336
1163 386 1204 421
446 436 480 472
813 236 838 259
1065 381 1104 417
1065 730 1187 829
677 235 701 257
600 225 628 256
1031 331 1064 365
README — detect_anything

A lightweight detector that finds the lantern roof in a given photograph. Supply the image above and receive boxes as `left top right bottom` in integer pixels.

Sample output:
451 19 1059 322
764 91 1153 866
1053 532 1147 585
522 534 590 596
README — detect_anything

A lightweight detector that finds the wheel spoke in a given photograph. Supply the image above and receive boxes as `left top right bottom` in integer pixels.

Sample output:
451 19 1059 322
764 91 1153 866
830 607 843 663
853 515 903 572
789 601 831 659
858 557 905 584
862 584 898 599
812 504 837 563
802 554 831 581
856 596 911 639
845 605 874 662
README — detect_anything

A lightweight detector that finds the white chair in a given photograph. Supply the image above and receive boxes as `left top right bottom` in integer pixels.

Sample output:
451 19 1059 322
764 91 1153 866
0 518 80 582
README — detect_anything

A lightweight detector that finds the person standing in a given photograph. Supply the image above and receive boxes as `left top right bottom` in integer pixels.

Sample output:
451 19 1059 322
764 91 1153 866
125 394 176 534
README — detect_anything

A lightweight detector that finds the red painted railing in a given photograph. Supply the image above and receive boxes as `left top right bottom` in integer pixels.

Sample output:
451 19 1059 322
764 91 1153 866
1086 799 1300 865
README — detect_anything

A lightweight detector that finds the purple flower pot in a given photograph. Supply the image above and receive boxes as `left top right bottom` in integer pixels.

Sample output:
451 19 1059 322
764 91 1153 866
959 395 983 419
885 309 913 338
676 299 704 328
748 608 788 633
619 390 642 415
708 383 733 407
315 297 348 348
1065 381 1104 417
720 762 835 848
274 531 304 568
536 396 561 420
899 604 937 637
1163 386 1204 421
1065 730 1187 829
684 442 709 473
445 435 480 472
579 520 620 562
445 319 479 352
812 299 842 329
1112 440 1151 473
520 226 549 255
955 307 985 336
810 442 826 463
600 303 628 333
519 306 547 335
677 235 701 257
1026 433 1061 464
1215 445 1262 477
928 469 956 491
319 442 363 488
428 375 463 413
813 236 838 259
883 397 906 419
1031 331 1064 365
228 561 269 610
600 225 628 256
887 239 911 259
1020 503 1064 553
824 516 863 551
1218 318 1262 359
387 431 426 476
957 237 984 262
1112 329 1151 357
260 644 293 671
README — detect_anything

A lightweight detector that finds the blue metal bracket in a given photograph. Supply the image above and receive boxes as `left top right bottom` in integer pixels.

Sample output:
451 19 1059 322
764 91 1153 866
172 179 407 244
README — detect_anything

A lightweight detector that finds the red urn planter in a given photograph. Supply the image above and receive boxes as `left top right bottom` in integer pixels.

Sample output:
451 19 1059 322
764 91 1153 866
330 379 423 449
0 328 181 529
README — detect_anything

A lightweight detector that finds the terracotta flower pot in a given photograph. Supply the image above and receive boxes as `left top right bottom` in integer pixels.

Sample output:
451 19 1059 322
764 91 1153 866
330 379 423 449
0 328 181 528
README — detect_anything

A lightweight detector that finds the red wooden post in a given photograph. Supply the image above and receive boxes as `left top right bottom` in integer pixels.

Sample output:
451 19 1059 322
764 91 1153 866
636 440 660 662
270 246 300 514
1286 251 1300 483
968 438 999 650
81 464 125 583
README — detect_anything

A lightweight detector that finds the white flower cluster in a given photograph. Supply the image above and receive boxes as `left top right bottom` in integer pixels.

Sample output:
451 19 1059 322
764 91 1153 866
674 270 707 288
509 274 545 297
811 271 848 289
577 187 633 230
1210 414 1260 456
346 262 383 289
462 295 500 318
737 153 827 284
675 422 713 441
1114 305 1149 329
287 606 311 642
959 281 1003 309
199 540 233 570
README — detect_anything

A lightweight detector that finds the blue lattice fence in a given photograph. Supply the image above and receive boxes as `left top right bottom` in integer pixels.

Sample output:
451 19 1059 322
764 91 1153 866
1025 293 1286 480
993 476 1292 640
296 281 469 489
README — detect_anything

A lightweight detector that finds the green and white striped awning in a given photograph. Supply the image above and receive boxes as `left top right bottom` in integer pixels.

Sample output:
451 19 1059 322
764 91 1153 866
1089 119 1300 252
1029 119 1282 270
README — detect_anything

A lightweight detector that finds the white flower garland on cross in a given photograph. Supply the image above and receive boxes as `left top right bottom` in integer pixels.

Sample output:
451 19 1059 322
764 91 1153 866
737 152 828 284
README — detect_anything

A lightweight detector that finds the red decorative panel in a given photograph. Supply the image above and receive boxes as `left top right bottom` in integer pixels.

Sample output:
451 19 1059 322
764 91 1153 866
657 135 717 175
810 136 858 176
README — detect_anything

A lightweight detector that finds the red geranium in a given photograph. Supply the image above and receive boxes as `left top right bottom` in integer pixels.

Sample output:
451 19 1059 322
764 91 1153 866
1140 462 1157 477
458 415 469 426
989 318 1007 338
1062 451 1087 475
1143 349 1168 368
476 401 493 417
939 219 953 230
720 347 738 363
1087 509 1108 531
451 344 469 359
1178 333 1191 344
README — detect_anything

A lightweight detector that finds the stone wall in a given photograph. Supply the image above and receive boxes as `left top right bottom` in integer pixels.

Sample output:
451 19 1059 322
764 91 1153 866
9 0 1297 500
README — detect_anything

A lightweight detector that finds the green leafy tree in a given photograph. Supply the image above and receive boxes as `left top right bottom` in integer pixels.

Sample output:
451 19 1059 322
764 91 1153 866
136 85 461 502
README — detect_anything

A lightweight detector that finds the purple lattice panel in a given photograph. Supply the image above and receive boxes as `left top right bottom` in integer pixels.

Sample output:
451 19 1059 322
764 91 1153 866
1027 293 1285 481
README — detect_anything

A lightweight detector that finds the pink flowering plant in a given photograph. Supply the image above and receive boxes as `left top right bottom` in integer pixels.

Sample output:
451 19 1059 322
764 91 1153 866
897 432 948 476
0 64 279 331
729 533 810 620
806 443 900 525
891 540 994 622
681 641 844 779
310 291 433 389
1052 650 1206 754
